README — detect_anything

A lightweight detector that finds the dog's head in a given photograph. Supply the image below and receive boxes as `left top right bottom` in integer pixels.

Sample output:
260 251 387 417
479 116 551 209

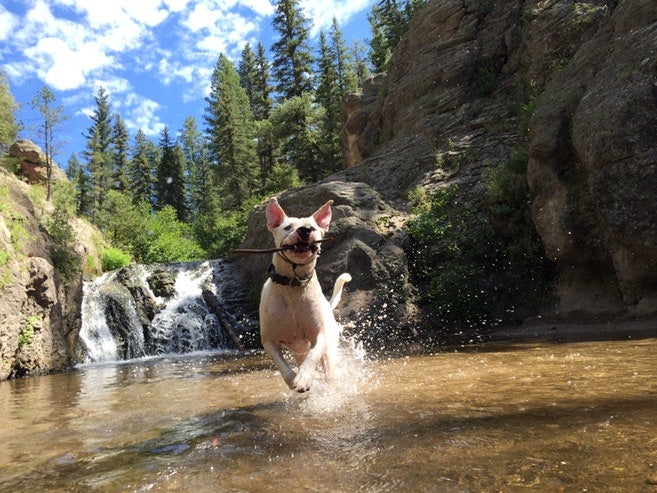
266 197 332 264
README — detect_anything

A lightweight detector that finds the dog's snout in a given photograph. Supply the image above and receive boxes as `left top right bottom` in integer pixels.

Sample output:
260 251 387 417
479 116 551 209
297 226 314 240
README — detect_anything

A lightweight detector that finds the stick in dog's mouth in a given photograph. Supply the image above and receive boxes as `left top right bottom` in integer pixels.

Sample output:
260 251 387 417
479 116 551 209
283 242 319 255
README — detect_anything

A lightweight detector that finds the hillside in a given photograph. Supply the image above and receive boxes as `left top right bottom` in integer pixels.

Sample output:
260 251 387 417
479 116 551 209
0 165 105 379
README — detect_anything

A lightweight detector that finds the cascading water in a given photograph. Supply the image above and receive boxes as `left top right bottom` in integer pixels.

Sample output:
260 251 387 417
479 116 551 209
78 260 247 363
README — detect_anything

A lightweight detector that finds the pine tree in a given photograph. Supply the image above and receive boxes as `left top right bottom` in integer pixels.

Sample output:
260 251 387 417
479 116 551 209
179 116 216 219
329 17 358 93
130 129 155 207
204 54 258 209
270 93 330 183
238 43 258 115
111 114 130 192
67 153 92 217
250 42 276 189
271 0 314 99
155 126 187 221
83 86 114 219
254 42 274 120
30 86 68 201
316 31 342 171
351 40 372 88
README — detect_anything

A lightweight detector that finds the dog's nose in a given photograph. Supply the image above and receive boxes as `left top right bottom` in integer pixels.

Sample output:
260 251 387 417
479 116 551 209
297 226 313 240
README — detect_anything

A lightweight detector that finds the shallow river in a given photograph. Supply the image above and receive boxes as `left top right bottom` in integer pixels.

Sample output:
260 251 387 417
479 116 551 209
1 336 657 492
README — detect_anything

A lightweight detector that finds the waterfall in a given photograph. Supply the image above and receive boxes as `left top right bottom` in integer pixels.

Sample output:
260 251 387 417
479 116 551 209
78 260 248 363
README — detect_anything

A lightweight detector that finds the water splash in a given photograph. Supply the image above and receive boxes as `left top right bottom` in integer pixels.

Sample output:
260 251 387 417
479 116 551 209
293 332 378 415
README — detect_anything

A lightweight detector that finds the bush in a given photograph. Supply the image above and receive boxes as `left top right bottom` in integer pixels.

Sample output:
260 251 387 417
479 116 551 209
406 184 555 329
101 247 131 272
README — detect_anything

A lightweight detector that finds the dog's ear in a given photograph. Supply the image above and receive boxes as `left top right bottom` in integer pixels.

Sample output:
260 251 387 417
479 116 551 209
266 197 287 230
313 200 333 231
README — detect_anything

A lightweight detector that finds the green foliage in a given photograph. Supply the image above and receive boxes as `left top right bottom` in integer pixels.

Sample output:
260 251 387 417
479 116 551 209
101 247 131 271
46 205 81 285
194 194 266 258
146 206 205 263
407 184 554 328
0 184 29 252
155 127 187 220
205 54 259 210
271 0 314 99
18 314 42 347
0 71 20 164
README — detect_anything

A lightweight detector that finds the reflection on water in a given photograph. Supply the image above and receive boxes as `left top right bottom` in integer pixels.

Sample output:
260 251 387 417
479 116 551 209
1 337 657 492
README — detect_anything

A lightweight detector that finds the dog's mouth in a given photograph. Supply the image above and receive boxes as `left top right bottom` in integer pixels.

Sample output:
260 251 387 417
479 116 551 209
283 242 319 256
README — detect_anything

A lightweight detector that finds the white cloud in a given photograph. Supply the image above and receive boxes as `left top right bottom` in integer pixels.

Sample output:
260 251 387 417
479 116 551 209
122 94 166 137
300 0 372 37
0 6 18 42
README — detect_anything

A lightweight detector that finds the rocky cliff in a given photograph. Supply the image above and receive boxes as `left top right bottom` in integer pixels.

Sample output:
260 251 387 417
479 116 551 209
234 0 657 334
0 163 104 379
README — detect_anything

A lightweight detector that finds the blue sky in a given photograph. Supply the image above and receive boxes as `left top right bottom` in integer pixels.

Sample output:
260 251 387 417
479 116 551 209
0 0 374 166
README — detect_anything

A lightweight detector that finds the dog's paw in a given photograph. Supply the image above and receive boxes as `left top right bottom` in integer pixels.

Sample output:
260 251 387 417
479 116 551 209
292 371 314 393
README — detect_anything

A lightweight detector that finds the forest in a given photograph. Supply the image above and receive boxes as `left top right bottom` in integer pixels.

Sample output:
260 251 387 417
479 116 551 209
0 0 426 269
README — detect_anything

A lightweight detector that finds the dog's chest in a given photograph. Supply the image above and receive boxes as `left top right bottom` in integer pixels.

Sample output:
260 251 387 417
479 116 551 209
261 281 328 337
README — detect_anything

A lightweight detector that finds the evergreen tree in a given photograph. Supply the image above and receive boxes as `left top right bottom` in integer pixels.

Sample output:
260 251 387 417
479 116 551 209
130 129 155 206
179 116 216 219
270 94 330 183
0 71 20 162
204 54 258 209
351 40 372 88
67 152 92 217
329 17 358 93
315 31 342 171
251 42 276 189
155 126 187 221
82 86 114 219
111 114 130 192
30 86 68 201
238 43 258 114
253 42 274 120
271 0 314 99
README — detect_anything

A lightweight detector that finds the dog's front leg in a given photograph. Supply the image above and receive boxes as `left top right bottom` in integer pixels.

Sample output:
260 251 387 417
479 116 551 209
293 332 327 392
262 340 297 390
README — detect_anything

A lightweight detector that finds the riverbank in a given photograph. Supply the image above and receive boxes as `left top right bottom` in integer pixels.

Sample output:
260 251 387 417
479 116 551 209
488 316 657 344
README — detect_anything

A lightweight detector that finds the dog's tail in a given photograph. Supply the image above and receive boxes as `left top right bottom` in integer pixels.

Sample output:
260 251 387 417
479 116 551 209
329 273 352 310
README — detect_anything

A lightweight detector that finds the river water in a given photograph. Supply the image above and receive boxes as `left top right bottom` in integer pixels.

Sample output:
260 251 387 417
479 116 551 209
1 336 657 492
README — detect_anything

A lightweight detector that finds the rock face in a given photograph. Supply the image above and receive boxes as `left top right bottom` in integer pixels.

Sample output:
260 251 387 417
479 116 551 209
330 0 657 320
0 168 84 379
527 1 657 315
8 139 66 184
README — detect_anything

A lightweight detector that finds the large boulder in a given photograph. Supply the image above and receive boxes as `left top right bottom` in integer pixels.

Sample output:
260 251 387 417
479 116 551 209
8 139 66 184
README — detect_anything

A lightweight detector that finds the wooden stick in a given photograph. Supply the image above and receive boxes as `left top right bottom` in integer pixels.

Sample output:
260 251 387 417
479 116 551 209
230 237 333 255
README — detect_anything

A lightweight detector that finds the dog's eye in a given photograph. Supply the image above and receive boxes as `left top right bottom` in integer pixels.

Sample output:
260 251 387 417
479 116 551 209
283 225 292 231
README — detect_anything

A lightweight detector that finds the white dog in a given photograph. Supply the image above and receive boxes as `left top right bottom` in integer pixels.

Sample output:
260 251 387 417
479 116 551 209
259 197 351 392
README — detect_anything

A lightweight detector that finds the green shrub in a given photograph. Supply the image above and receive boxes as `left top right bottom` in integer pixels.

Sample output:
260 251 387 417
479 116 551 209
101 247 131 271
46 206 81 285
18 314 42 346
407 184 555 329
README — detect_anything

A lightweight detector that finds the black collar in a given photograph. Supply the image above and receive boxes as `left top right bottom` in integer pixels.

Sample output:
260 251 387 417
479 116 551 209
267 263 314 287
